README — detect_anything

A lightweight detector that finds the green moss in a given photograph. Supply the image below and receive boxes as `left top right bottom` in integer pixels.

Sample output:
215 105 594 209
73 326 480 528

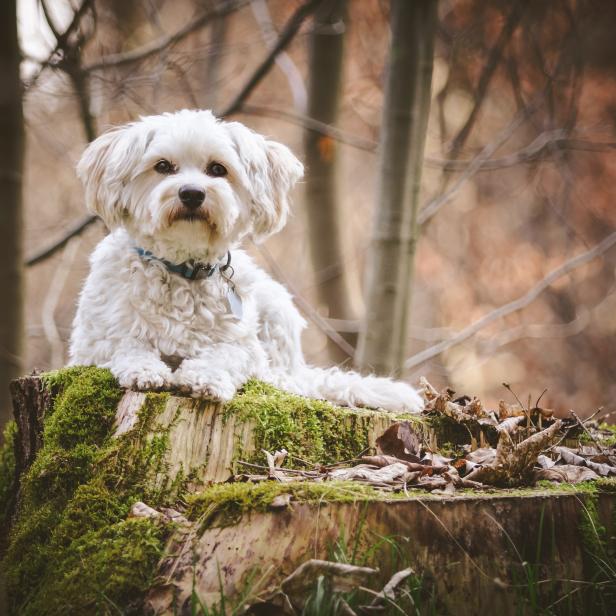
2 367 176 616
225 380 391 466
23 519 167 616
42 366 123 449
0 420 17 521
598 423 616 447
187 480 395 527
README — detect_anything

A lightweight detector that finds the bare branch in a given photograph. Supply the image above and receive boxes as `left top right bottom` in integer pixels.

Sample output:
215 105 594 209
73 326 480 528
25 0 94 89
241 106 616 170
25 214 99 267
426 131 616 171
241 103 377 151
448 1 525 156
82 0 250 72
219 0 323 117
251 0 307 112
418 104 534 226
404 230 616 369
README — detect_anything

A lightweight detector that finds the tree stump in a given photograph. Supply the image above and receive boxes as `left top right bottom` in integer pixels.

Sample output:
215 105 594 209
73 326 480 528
3 367 615 616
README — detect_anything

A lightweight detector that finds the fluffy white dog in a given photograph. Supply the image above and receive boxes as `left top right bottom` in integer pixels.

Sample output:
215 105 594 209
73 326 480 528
69 109 422 413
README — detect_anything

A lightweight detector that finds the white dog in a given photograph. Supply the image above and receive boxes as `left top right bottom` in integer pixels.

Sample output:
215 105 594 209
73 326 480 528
69 109 422 413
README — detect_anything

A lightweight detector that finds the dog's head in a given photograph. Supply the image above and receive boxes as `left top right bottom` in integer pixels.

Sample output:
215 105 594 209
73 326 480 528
77 110 303 258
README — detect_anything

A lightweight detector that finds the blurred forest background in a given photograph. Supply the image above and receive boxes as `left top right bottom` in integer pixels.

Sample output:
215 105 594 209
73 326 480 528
1 0 616 433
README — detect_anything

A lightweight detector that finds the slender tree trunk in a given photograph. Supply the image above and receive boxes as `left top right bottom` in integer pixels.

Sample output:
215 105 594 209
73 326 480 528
304 0 355 363
355 0 437 376
0 0 24 435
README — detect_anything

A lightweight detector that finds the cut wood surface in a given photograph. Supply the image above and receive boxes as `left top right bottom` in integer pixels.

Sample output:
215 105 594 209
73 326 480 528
146 491 616 615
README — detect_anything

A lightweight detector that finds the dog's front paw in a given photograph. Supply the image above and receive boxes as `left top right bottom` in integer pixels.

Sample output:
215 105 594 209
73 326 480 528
116 363 173 391
173 363 237 402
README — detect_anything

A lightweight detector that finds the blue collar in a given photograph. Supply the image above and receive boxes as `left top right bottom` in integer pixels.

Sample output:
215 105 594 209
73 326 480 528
135 247 232 281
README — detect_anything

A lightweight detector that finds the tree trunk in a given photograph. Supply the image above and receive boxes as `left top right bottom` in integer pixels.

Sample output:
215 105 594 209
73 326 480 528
356 0 437 376
0 0 24 436
303 0 356 364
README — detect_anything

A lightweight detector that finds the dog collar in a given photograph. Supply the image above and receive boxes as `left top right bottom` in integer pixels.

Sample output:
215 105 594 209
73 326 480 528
135 247 231 281
134 247 243 319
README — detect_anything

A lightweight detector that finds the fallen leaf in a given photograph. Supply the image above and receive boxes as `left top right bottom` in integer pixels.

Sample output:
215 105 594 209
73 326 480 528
376 422 422 462
329 462 409 483
534 465 599 483
465 420 562 486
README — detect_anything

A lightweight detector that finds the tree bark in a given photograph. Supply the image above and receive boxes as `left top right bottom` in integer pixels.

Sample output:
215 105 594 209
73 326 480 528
303 0 356 363
356 0 437 376
0 0 24 436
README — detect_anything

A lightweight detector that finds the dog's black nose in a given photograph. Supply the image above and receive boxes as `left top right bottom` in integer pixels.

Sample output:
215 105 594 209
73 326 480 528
179 185 206 209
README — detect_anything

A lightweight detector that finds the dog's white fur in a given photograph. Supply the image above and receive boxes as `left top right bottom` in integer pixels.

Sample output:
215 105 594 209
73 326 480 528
69 109 422 413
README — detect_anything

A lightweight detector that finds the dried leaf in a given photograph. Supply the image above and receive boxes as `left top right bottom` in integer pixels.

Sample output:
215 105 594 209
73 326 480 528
465 420 562 486
496 415 526 434
329 463 409 483
360 455 436 474
465 448 496 465
534 465 599 483
376 422 422 462
498 400 525 419
537 454 556 469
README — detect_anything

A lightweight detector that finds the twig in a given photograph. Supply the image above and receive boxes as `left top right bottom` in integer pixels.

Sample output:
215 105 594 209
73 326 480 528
219 0 323 117
251 0 307 112
25 0 94 89
241 103 376 150
570 410 608 456
82 0 250 71
427 132 616 171
241 107 616 170
25 214 99 267
405 230 616 369
581 407 603 424
448 1 525 156
418 103 536 226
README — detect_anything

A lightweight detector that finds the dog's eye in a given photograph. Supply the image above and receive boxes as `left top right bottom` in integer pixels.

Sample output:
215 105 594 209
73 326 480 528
154 159 176 174
206 162 227 177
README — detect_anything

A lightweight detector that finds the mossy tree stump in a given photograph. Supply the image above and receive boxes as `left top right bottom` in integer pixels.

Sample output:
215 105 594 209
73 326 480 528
3 367 616 616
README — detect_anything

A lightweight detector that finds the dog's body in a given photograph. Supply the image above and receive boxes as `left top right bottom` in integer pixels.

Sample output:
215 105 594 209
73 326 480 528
70 109 422 413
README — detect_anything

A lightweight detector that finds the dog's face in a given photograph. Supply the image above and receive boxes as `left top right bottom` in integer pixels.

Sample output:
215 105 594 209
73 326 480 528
77 110 303 259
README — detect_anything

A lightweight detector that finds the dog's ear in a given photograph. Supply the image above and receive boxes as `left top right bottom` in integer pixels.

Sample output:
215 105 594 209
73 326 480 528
225 122 303 241
77 124 152 228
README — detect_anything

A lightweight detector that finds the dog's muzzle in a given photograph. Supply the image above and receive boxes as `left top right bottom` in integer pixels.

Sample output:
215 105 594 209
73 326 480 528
178 185 206 209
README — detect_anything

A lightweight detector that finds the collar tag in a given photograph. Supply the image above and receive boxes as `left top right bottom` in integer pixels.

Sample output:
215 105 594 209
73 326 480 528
226 287 243 320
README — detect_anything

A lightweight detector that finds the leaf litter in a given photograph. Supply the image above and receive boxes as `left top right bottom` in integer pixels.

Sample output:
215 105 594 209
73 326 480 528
228 377 616 496
141 379 616 614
